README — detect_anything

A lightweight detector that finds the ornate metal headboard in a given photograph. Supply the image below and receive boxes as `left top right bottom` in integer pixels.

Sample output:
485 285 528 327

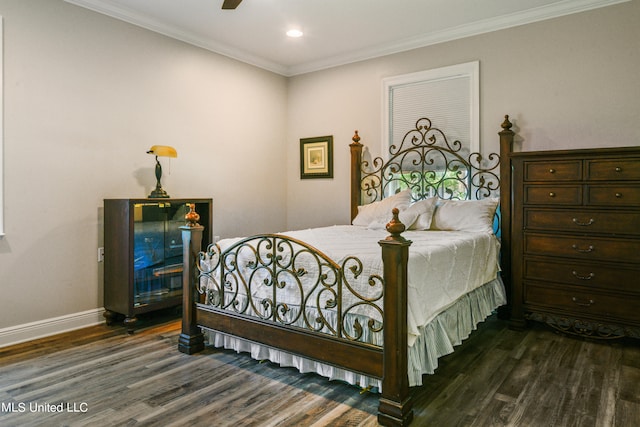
356 117 500 205
346 114 514 320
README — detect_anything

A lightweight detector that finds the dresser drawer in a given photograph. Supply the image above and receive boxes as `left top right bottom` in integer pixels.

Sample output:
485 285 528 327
587 158 640 181
524 233 640 263
524 160 582 181
524 257 639 293
524 283 639 322
524 208 640 236
586 185 640 207
524 185 581 205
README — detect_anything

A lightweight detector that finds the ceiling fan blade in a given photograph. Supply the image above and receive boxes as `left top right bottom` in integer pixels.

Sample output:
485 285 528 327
222 0 242 9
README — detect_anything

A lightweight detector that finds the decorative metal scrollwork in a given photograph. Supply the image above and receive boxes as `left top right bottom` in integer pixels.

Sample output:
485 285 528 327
196 235 383 345
360 117 501 203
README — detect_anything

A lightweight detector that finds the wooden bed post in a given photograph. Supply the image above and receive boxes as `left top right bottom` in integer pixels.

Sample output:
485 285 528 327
178 204 205 355
350 130 363 222
378 209 413 427
498 115 515 321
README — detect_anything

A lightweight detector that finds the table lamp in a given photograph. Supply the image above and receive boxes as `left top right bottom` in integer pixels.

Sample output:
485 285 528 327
146 145 177 198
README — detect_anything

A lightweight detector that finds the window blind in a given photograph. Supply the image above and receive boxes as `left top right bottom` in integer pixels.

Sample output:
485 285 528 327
383 61 479 157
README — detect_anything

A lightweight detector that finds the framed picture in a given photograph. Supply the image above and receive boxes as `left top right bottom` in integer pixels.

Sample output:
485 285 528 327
300 135 333 179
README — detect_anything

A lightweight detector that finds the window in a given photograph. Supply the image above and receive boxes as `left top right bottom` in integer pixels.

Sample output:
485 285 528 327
380 62 480 200
382 61 479 157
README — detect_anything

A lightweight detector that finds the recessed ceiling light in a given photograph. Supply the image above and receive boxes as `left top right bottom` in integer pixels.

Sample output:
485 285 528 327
286 29 303 38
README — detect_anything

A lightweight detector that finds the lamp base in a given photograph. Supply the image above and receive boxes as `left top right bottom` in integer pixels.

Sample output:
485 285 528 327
149 159 170 198
148 187 170 198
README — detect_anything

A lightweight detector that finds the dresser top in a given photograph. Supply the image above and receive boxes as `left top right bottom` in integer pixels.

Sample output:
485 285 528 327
510 146 640 159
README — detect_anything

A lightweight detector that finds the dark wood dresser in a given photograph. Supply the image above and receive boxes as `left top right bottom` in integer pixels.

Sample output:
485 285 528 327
509 146 640 338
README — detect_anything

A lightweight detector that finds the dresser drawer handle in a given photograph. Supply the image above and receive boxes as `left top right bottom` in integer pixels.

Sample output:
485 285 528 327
549 168 556 174
572 297 594 307
572 244 594 253
615 167 622 173
615 192 622 198
572 270 595 280
572 218 594 226
549 192 556 197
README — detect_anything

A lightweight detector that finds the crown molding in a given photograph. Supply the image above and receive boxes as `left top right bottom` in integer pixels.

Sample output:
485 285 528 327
286 0 630 75
65 0 629 77
64 0 288 75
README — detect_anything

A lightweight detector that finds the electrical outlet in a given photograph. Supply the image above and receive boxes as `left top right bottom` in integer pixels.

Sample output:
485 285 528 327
97 247 104 262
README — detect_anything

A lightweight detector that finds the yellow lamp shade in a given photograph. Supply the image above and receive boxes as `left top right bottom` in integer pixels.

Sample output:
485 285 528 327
147 145 177 158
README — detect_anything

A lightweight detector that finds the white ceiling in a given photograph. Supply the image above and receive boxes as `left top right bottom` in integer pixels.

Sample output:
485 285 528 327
65 0 626 76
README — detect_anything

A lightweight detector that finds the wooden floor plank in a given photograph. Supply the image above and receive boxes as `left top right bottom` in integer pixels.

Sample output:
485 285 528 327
1 314 639 426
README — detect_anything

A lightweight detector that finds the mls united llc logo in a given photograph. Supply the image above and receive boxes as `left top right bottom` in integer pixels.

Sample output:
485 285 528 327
1 401 88 413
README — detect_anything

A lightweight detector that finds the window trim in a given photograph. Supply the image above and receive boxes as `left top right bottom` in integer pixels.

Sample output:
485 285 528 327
381 61 480 159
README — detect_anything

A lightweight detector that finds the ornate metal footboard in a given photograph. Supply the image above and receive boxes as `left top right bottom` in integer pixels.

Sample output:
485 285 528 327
179 206 414 426
198 234 385 343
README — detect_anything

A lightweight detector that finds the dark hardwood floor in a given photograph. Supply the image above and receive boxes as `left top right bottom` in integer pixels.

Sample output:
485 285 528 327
1 311 639 426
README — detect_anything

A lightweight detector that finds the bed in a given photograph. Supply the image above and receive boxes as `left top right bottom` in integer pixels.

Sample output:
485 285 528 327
178 115 516 426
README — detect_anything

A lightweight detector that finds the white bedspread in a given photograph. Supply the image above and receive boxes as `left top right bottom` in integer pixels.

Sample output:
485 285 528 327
213 225 501 347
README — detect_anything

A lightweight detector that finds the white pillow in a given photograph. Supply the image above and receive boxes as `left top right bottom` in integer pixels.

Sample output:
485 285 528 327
407 198 438 230
366 196 438 230
430 198 499 233
352 189 412 228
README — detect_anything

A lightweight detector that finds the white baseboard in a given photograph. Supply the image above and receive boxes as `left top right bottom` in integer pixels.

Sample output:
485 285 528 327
0 308 105 348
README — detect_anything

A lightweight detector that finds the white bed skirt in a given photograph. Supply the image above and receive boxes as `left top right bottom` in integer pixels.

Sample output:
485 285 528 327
202 277 506 390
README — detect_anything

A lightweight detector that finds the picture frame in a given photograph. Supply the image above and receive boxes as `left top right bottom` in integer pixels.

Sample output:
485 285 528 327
300 135 333 179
